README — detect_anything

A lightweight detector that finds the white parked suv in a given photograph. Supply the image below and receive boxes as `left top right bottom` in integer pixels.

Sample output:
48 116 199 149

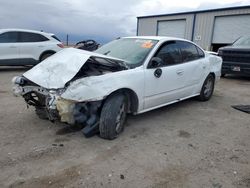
0 29 64 65
13 36 222 139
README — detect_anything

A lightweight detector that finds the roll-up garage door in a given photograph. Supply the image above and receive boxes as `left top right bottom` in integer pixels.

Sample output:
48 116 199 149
157 19 186 38
213 15 250 44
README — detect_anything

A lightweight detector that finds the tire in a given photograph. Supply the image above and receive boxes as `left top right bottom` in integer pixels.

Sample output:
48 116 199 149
35 107 48 119
99 93 128 140
40 53 53 62
198 74 215 101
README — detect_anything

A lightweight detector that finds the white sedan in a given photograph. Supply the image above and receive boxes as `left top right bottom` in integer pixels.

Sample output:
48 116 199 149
13 36 222 139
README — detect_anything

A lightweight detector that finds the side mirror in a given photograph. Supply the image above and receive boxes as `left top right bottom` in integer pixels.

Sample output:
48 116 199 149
148 57 163 68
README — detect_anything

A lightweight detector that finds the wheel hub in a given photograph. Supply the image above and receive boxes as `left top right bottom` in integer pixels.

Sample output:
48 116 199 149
204 78 213 97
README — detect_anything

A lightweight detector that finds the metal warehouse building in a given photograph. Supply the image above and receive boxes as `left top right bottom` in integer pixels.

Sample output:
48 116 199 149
137 6 250 51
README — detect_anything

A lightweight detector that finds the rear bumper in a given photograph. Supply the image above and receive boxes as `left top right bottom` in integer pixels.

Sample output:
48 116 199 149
222 61 250 75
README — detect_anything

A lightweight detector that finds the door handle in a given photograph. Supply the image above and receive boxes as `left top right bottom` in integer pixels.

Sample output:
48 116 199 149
38 45 45 47
176 70 184 75
9 46 17 48
154 68 162 78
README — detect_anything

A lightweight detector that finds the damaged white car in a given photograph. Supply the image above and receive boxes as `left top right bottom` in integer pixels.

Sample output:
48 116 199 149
13 36 222 139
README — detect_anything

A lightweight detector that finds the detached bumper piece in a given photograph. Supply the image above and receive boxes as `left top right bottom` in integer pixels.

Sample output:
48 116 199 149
74 101 102 138
57 99 102 137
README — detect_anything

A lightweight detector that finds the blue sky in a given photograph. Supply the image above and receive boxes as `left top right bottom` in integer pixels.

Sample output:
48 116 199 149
0 0 249 44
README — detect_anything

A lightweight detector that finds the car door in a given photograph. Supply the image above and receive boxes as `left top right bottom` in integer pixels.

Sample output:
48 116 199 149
18 32 49 64
144 41 187 109
0 31 19 65
176 41 207 97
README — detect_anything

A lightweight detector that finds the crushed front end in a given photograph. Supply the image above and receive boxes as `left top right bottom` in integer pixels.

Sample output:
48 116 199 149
12 48 129 137
12 76 102 137
13 76 60 121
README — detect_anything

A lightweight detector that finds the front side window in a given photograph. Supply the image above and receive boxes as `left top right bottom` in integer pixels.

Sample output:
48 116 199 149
177 41 200 62
19 32 49 42
0 32 19 43
154 41 182 66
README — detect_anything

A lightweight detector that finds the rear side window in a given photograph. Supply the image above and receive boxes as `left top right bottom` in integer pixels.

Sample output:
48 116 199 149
51 35 61 42
177 41 199 62
155 41 182 66
0 32 19 43
19 32 49 42
196 46 205 58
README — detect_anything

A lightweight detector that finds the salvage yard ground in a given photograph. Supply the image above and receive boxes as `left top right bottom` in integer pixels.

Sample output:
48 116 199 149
0 67 250 188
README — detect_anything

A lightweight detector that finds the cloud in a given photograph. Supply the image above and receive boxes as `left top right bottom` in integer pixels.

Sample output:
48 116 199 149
0 0 249 43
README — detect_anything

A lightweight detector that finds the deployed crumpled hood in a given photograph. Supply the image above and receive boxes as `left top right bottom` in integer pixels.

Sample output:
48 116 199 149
23 48 124 89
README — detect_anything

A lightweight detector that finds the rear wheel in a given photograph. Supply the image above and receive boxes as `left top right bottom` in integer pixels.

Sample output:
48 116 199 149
99 93 128 140
198 74 215 101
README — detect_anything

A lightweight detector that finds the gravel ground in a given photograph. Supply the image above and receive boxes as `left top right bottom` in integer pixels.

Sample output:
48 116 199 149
0 67 249 188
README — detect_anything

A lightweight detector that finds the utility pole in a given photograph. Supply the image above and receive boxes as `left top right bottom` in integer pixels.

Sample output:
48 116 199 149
66 34 69 46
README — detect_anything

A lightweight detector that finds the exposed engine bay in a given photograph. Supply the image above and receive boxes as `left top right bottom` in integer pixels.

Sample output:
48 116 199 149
70 56 127 81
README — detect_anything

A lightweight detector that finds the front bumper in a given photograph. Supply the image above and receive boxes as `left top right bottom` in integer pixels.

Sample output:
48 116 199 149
13 84 60 121
13 84 102 126
222 61 250 75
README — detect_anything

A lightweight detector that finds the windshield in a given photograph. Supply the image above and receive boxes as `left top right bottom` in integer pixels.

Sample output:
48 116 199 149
233 36 250 46
95 38 158 68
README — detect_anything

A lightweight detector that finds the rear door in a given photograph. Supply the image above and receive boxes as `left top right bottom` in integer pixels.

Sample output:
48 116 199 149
0 31 19 65
18 32 49 64
176 41 207 96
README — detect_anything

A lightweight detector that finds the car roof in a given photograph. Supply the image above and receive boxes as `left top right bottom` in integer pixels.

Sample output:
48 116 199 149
123 36 191 42
0 28 54 36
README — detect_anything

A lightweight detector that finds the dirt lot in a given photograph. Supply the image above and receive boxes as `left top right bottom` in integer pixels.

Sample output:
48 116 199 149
0 67 249 188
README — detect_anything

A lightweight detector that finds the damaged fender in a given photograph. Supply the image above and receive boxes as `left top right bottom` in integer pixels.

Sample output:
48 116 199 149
61 68 144 109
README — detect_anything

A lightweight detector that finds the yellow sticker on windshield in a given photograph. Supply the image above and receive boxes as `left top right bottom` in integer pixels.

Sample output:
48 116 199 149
141 41 153 49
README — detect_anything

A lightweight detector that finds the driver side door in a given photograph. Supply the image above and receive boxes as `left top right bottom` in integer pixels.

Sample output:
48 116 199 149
144 41 186 109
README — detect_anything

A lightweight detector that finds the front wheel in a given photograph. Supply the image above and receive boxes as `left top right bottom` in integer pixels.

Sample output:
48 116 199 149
197 74 215 101
99 93 128 140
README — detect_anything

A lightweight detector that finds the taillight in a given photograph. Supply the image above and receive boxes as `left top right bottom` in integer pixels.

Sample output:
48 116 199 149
57 43 64 48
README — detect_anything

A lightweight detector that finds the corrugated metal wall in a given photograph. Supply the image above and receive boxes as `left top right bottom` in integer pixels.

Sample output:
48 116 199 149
137 7 250 50
137 14 194 40
194 8 250 50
